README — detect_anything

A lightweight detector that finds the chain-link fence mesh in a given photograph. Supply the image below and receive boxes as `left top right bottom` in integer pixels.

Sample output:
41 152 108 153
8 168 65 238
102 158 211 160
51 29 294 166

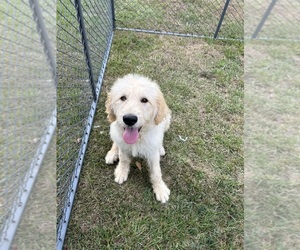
0 0 56 248
245 0 300 41
56 0 113 247
114 0 243 40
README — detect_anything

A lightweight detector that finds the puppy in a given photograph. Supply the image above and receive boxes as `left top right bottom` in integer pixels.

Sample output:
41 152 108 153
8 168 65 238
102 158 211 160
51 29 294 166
105 74 171 203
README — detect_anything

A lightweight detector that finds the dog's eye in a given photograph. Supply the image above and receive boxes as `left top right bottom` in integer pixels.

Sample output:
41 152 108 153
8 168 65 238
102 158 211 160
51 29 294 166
120 96 127 101
141 98 148 103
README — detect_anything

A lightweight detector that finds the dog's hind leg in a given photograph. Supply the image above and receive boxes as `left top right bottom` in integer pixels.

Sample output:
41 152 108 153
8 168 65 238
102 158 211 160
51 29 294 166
105 142 119 164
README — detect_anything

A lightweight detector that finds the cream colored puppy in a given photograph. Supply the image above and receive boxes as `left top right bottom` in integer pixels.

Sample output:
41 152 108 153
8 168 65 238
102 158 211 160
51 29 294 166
105 74 171 203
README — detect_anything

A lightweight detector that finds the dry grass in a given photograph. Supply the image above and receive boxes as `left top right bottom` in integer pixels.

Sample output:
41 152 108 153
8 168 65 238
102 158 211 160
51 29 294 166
244 40 300 249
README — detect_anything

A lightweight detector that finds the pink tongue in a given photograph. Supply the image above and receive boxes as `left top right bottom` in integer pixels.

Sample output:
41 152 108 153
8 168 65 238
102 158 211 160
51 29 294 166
123 127 139 144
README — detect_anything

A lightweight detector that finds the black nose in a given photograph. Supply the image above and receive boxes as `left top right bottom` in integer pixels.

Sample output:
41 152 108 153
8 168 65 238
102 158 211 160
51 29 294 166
123 114 138 126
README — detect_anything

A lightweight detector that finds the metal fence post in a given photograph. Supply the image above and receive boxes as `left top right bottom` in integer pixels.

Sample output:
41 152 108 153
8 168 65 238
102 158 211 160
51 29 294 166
111 0 116 30
251 0 278 38
74 0 97 101
29 0 57 86
214 0 231 39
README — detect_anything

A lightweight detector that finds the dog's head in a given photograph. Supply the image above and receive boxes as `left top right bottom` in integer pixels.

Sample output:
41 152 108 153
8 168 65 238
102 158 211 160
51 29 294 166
105 74 171 144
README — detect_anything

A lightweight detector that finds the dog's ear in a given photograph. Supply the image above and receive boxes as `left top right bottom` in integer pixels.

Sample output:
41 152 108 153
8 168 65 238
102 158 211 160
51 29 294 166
105 93 116 123
155 91 171 125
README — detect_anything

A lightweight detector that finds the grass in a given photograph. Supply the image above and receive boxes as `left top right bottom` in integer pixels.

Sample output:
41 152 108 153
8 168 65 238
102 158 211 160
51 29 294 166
64 31 243 249
244 40 300 249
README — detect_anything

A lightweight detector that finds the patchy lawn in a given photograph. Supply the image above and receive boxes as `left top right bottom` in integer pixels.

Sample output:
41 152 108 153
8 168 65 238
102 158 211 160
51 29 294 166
64 31 243 249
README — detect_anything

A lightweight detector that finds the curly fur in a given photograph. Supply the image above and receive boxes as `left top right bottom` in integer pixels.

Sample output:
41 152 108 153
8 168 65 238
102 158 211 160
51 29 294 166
105 74 171 203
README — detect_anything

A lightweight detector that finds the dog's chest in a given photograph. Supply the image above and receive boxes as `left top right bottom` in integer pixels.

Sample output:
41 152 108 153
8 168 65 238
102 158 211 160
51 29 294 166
129 143 148 158
132 146 139 158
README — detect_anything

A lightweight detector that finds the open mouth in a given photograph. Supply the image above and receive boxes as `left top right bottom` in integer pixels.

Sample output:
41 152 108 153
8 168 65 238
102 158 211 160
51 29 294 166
123 126 142 144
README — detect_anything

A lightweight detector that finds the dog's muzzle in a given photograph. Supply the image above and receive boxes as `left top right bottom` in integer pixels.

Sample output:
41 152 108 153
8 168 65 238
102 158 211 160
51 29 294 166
122 114 142 144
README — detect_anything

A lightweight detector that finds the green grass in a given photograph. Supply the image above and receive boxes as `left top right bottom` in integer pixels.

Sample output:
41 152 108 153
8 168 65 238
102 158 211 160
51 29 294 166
64 31 243 249
244 40 300 249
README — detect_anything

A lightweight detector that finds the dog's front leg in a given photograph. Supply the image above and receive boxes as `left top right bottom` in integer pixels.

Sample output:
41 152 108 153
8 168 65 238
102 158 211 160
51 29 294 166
148 152 170 203
114 149 131 184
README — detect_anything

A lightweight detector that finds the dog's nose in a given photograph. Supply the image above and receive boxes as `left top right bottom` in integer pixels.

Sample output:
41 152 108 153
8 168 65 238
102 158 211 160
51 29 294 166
123 114 138 126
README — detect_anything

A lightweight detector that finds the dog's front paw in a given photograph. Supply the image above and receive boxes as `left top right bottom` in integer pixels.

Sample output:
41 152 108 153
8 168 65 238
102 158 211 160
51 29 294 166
114 165 129 184
105 150 119 164
153 182 170 203
159 146 165 156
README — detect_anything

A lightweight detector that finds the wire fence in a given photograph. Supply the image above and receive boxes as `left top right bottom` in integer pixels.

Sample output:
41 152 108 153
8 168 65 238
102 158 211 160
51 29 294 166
0 0 56 249
245 0 300 41
56 0 113 248
114 0 244 40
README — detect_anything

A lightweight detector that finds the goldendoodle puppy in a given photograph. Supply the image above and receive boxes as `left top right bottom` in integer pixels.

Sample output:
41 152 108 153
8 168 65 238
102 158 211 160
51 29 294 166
105 74 171 203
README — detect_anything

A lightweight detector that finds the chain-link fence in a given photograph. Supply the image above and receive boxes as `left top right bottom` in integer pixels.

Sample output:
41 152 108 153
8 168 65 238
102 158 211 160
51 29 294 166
245 0 300 41
56 0 113 248
0 0 56 249
115 0 243 40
